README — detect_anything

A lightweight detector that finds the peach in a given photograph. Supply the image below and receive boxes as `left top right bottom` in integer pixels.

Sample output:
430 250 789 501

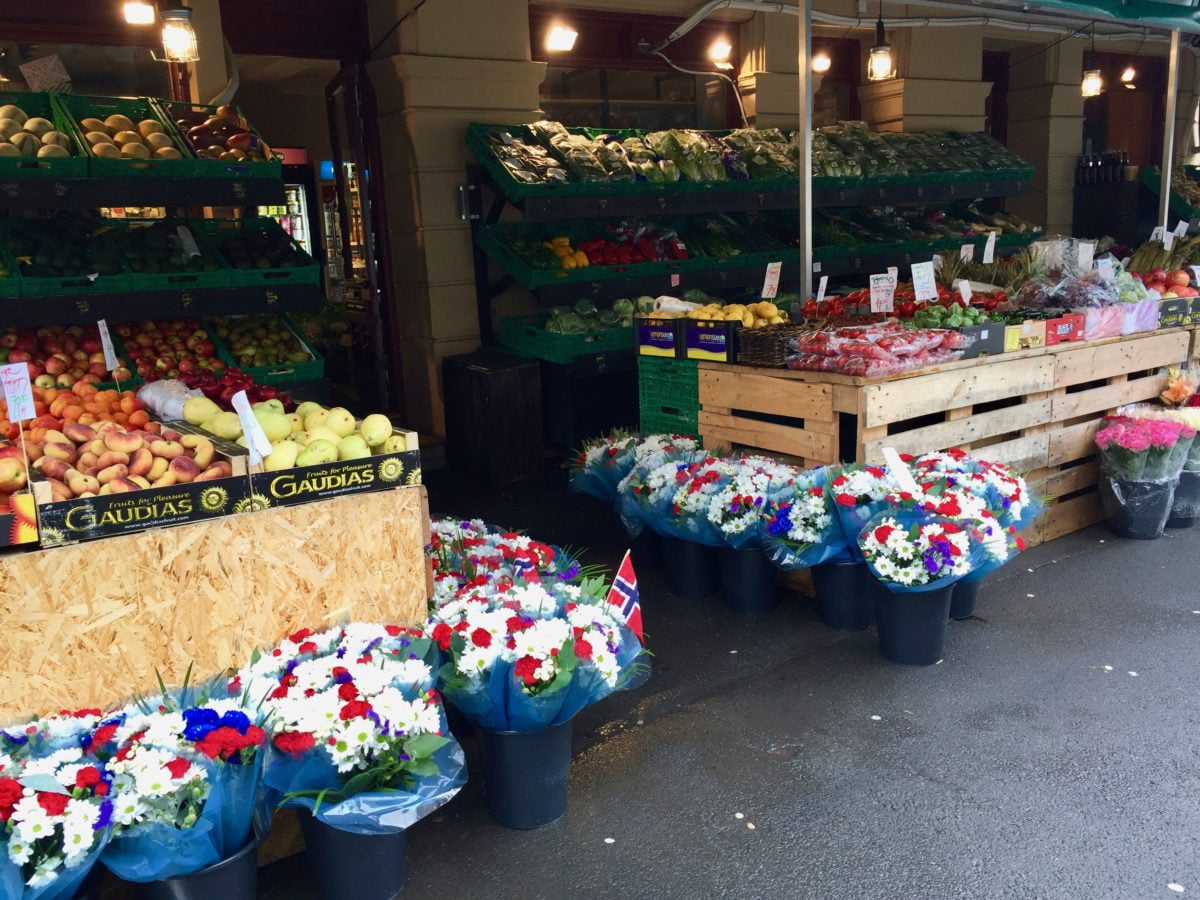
93 421 120 435
43 441 76 463
46 477 72 502
168 456 201 483
85 438 106 457
194 465 228 482
151 471 177 488
34 457 71 481
180 435 214 469
98 483 113 496
76 491 96 499
147 457 169 481
103 431 143 454
149 440 184 459
96 463 128 485
62 423 96 444
95 451 129 470
0 458 26 493
207 461 233 478
77 452 99 471
160 428 181 443
127 448 153 477
42 430 70 447
66 471 99 496
129 475 150 489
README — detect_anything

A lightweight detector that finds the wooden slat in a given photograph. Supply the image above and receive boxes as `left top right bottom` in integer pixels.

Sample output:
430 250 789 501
1039 491 1104 543
1048 419 1101 466
859 355 1055 427
1053 331 1189 388
965 432 1050 471
699 369 835 422
862 399 1052 460
1032 461 1100 499
1051 374 1165 421
699 411 838 464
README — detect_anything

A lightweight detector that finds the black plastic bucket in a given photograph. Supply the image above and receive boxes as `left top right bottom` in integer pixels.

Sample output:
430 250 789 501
72 861 106 900
629 528 662 571
137 839 257 900
949 579 979 620
1167 470 1200 529
1098 475 1175 540
872 582 954 666
300 814 407 900
481 720 573 829
811 561 872 630
718 547 779 615
661 537 720 600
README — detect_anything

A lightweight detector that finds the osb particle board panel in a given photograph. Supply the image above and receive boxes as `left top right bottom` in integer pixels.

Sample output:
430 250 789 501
0 486 431 722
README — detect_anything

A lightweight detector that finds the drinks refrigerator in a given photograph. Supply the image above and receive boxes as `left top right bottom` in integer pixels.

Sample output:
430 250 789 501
257 152 320 257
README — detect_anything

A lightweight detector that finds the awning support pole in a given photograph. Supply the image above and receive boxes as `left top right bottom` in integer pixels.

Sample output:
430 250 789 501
1159 28 1181 233
798 0 813 299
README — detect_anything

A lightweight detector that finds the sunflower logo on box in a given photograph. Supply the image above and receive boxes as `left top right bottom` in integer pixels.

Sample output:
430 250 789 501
377 458 405 483
199 486 229 514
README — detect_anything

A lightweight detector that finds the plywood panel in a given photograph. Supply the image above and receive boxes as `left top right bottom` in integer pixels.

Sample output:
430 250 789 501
1033 461 1100 499
699 368 835 422
966 432 1050 471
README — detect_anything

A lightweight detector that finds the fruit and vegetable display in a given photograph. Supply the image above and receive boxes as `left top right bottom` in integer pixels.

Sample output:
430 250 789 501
639 290 789 328
2 214 125 278
787 322 966 377
71 110 183 161
543 299 638 333
1127 234 1200 275
809 204 1040 251
111 219 225 274
0 382 153 441
162 100 276 163
180 396 407 470
212 315 314 369
0 101 75 160
210 218 313 270
0 324 132 387
115 318 226 382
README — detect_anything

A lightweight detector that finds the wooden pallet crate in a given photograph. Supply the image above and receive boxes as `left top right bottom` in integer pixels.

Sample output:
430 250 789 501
699 329 1192 546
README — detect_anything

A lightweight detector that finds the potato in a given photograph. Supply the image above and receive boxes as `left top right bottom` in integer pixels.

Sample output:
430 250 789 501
144 131 174 151
37 144 69 158
0 143 19 158
0 118 20 141
120 142 151 159
22 117 53 137
104 114 135 134
79 117 109 134
153 146 182 160
112 130 143 146
0 104 27 125
137 119 165 138
41 131 71 149
85 131 114 147
9 132 38 156
92 142 122 159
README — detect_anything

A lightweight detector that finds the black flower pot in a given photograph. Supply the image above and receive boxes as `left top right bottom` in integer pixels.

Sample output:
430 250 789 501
811 561 872 630
871 582 954 666
481 720 573 829
1167 470 1200 529
1098 475 1176 540
137 839 257 900
73 862 106 900
629 528 662 571
300 814 406 900
661 537 720 600
949 579 979 620
718 547 779 615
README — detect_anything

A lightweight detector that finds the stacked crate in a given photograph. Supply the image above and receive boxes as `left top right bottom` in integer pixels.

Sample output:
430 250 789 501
638 356 700 435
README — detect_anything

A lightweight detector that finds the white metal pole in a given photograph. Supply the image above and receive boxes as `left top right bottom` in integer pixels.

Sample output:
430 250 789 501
798 0 813 299
1159 28 1181 233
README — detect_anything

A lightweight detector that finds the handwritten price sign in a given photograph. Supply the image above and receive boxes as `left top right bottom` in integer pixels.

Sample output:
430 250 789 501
0 362 35 423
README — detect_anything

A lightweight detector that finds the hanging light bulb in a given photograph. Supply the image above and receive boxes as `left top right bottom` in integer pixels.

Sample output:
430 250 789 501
123 1 155 25
545 24 578 53
709 38 734 71
812 50 832 74
1081 69 1103 97
160 7 200 62
868 3 893 82
1120 65 1136 82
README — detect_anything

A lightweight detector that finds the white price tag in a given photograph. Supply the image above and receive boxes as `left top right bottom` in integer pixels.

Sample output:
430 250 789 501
960 244 975 262
231 390 273 465
812 261 822 274
176 226 201 260
869 273 896 313
96 319 120 374
669 273 680 288
1151 226 1165 242
911 260 938 302
982 231 997 264
881 446 922 496
1096 257 1115 283
0 362 35 423
1174 219 1190 237
887 266 898 282
816 275 828 304
761 260 782 299
957 279 973 304
1076 241 1095 271
1164 231 1176 252
1190 265 1200 286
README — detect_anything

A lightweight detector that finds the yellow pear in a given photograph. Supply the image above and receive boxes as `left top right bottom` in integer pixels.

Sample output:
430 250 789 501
262 440 299 471
183 396 221 426
303 408 329 431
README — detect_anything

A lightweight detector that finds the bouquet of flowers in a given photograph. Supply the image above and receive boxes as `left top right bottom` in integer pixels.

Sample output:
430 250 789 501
616 448 706 537
0 747 114 898
430 579 644 732
660 455 734 546
1095 417 1196 482
858 512 979 592
569 430 638 505
705 456 800 549
761 467 843 569
253 630 464 834
827 464 905 561
911 450 1040 532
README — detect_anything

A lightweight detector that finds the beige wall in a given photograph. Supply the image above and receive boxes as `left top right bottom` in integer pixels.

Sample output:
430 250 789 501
234 77 337 164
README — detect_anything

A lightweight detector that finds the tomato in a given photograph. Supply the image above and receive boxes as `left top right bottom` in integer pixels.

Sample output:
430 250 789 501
898 300 917 319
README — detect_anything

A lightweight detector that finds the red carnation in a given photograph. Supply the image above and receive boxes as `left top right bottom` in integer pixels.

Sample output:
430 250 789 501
270 685 289 700
339 700 372 721
937 498 962 517
74 766 102 790
873 525 894 544
274 731 315 756
809 487 824 497
164 757 192 780
385 625 402 637
297 641 318 654
37 792 70 816
0 778 22 821
338 682 359 701
470 628 492 648
513 656 541 686
835 493 857 507
1015 536 1026 552
574 638 593 661
288 628 314 643
85 723 119 755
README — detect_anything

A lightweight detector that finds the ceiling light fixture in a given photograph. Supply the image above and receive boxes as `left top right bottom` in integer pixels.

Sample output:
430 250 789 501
545 24 578 53
868 1 893 82
123 1 155 25
709 38 734 70
812 50 832 74
1081 22 1101 98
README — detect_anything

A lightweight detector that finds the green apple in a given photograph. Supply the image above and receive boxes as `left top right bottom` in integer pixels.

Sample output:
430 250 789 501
253 409 291 442
303 408 329 431
295 401 324 420
380 434 408 454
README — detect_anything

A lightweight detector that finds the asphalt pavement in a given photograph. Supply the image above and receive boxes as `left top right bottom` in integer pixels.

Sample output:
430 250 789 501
262 468 1200 900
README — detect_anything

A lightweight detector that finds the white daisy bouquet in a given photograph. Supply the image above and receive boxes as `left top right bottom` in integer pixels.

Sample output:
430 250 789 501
0 747 114 898
705 456 800 548
827 463 906 561
858 512 980 592
429 579 644 732
911 450 1040 531
762 466 844 568
660 455 734 546
616 448 707 537
569 429 639 504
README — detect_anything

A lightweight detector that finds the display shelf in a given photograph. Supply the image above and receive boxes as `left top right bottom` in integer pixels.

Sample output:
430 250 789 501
0 175 286 209
0 282 321 327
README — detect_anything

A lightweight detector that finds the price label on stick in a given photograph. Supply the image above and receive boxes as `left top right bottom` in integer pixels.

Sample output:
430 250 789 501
1076 241 1095 271
960 244 975 262
231 390 272 465
761 260 782 299
816 275 828 304
1191 265 1200 286
881 446 921 496
1151 226 1165 242
957 279 973 304
911 260 938 302
1174 219 1190 238
812 261 822 274
982 231 997 264
0 362 35 423
887 266 898 282
96 319 119 374
1164 231 1176 252
1096 257 1114 283
869 273 896 313
669 273 680 288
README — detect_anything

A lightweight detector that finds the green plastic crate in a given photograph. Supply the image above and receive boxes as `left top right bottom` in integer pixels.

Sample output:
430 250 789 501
640 402 699 436
639 380 699 410
104 219 233 291
153 98 282 180
638 355 698 408
53 93 196 177
0 90 88 178
637 356 698 378
206 314 324 384
0 238 20 298
0 220 131 296
200 217 320 287
466 122 579 201
501 314 633 364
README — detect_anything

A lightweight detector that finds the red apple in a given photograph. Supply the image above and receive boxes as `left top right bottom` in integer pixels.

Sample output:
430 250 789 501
1177 286 1199 297
25 364 43 379
1145 267 1167 285
71 350 87 362
55 373 75 388
112 366 132 382
7 350 29 363
43 356 67 375
81 337 101 354
87 362 107 377
1169 269 1191 287
40 338 62 355
0 333 16 348
115 325 133 338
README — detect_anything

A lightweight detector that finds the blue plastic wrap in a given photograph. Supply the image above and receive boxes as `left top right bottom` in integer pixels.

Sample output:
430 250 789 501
858 510 985 595
835 499 891 563
616 451 705 539
0 841 107 900
262 712 465 836
762 467 846 569
101 755 261 883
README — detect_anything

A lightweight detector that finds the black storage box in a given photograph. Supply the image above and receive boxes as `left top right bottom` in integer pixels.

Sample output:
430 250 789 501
541 349 637 450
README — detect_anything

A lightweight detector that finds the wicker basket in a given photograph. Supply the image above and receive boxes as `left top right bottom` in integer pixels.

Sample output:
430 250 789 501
736 324 815 368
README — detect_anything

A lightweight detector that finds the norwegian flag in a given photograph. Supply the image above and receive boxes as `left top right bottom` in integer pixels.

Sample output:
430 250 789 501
511 554 540 583
605 550 644 644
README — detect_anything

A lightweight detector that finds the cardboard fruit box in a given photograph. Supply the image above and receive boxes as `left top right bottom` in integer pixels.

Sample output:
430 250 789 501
684 319 739 363
957 323 1006 359
29 429 249 548
636 316 683 358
